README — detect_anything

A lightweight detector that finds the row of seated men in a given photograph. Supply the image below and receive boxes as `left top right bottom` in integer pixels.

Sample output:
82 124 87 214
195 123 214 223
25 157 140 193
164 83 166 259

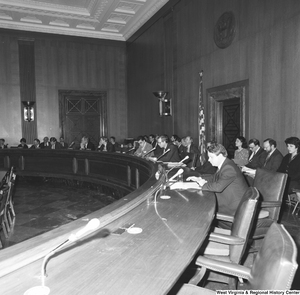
0 136 121 152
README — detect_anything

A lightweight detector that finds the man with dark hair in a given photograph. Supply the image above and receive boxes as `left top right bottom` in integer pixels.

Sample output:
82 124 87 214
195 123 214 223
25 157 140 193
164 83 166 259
109 136 120 152
50 137 61 149
134 135 153 157
187 143 248 216
242 138 265 169
0 138 7 149
148 135 180 162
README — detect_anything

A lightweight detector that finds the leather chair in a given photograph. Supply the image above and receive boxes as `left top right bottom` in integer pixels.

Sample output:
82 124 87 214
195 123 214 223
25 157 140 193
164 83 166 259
252 168 287 240
188 187 259 289
177 223 298 294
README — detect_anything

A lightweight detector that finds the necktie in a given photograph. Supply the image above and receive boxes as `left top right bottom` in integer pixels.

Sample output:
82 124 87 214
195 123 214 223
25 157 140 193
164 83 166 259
264 153 271 166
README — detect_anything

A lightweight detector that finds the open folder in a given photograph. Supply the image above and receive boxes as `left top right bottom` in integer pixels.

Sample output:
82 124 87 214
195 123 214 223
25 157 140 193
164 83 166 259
169 182 201 190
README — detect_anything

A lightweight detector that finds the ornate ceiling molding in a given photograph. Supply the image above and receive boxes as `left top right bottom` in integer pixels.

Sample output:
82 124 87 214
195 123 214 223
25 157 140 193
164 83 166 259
0 0 169 40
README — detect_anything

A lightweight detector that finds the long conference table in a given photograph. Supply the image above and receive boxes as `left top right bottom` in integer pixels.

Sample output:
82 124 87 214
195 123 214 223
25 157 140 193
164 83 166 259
0 149 216 295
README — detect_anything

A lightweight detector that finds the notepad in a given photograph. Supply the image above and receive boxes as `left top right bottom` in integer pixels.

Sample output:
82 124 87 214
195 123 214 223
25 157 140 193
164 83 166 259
169 182 201 190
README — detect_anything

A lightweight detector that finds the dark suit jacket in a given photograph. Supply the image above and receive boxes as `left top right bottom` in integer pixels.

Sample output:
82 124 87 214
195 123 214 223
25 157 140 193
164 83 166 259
202 158 249 216
158 143 180 162
60 142 69 149
86 141 95 151
50 142 62 150
40 142 51 149
259 148 283 172
245 147 265 169
277 153 300 192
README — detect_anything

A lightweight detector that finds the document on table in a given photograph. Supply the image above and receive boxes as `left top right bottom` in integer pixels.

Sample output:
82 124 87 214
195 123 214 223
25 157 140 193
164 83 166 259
169 181 201 190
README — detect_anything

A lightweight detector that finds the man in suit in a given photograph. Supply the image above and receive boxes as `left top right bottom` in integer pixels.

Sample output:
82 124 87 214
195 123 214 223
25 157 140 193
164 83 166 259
243 138 265 169
50 137 61 149
260 138 283 171
187 143 248 217
148 135 180 162
59 137 68 149
184 135 200 167
134 135 153 157
241 138 265 185
80 136 95 151
0 138 7 149
40 137 50 149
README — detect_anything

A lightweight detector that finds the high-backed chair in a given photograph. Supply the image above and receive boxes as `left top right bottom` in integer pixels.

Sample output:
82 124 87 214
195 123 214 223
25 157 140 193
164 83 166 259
252 168 287 240
188 187 259 289
177 223 298 294
0 186 10 239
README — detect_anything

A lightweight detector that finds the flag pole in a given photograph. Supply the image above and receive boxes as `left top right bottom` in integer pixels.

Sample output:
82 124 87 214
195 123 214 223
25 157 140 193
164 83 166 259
198 70 206 165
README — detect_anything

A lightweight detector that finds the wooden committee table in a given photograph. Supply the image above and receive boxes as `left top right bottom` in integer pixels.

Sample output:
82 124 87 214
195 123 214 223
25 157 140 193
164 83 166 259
0 150 216 294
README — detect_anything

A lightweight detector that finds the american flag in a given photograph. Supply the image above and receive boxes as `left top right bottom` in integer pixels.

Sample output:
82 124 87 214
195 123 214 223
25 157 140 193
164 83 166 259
198 70 206 165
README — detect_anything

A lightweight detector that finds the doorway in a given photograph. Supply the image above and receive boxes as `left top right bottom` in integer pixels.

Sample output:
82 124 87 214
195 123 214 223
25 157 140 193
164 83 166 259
59 90 107 147
207 80 249 158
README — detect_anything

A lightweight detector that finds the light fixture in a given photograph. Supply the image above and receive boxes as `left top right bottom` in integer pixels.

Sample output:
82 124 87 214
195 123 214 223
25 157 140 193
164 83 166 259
153 91 172 116
22 101 35 122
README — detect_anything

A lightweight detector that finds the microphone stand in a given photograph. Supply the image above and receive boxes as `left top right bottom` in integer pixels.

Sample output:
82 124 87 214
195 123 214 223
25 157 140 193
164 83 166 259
156 148 170 161
142 144 157 158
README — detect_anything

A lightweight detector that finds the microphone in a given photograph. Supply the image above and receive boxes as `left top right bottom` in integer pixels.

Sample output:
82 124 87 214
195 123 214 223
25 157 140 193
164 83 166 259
156 148 170 161
25 219 101 295
68 141 75 149
42 219 100 281
168 168 184 182
69 218 100 242
142 146 157 158
125 146 135 153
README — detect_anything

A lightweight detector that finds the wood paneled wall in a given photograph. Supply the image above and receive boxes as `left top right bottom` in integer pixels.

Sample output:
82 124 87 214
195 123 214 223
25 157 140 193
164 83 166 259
0 30 127 146
127 0 300 153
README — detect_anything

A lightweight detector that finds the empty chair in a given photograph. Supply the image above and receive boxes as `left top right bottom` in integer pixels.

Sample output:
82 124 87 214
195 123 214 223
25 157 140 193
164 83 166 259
177 223 298 294
188 187 259 289
252 168 287 240
0 187 10 239
291 189 300 214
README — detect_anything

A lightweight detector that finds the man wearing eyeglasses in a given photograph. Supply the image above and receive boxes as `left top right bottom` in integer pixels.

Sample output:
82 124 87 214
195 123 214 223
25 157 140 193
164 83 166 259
243 138 265 169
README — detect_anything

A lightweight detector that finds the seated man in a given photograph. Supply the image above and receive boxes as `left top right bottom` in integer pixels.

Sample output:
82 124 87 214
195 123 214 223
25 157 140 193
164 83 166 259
80 136 95 151
148 135 180 163
243 138 265 169
59 137 68 149
30 138 40 149
97 137 113 152
187 143 248 216
0 138 7 149
241 138 265 185
134 135 153 157
109 136 121 152
40 136 50 149
50 137 61 149
184 136 200 167
18 138 28 149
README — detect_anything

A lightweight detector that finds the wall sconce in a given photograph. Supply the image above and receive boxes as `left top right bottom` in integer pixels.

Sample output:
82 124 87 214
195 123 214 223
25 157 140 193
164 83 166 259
22 101 35 122
153 91 172 116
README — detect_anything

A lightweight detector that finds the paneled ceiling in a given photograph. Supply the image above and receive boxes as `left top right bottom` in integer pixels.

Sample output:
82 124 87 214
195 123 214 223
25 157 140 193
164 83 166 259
0 0 169 41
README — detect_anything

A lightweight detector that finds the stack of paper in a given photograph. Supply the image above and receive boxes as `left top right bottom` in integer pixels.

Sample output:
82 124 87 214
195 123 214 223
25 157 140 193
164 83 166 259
169 182 201 190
